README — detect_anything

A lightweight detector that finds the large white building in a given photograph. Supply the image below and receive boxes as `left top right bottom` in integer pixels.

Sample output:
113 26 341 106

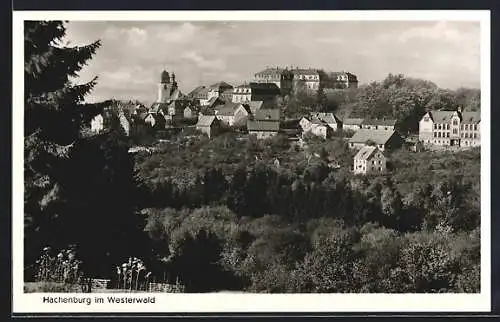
418 110 480 148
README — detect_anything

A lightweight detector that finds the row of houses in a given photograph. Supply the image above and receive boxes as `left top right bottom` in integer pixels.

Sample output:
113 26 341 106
196 107 281 139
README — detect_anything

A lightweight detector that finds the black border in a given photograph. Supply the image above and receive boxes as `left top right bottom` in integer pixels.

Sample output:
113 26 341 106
10 0 499 319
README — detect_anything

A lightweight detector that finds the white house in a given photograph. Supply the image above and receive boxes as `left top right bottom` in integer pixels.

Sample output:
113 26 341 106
311 112 343 131
214 102 250 126
353 146 386 175
90 114 104 133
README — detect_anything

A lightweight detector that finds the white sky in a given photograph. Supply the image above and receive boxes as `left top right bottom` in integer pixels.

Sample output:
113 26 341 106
64 20 480 104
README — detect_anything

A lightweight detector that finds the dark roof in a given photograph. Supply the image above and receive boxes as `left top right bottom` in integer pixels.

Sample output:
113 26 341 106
254 108 280 121
461 111 480 123
362 118 397 127
427 110 479 124
292 68 319 76
237 82 280 92
428 110 455 123
196 115 217 127
354 146 381 160
150 102 170 114
255 67 285 77
349 129 397 145
247 120 280 132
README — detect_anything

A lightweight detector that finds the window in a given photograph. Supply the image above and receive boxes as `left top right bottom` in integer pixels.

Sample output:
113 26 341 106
434 124 437 129
474 124 478 131
453 119 458 126
424 117 430 121
446 124 449 130
438 124 442 130
438 132 441 138
464 124 468 130
452 129 457 134
434 132 437 137
473 133 477 139
447 132 450 138
461 133 464 138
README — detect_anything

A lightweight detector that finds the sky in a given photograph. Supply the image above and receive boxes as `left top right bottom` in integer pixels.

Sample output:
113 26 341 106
64 20 481 104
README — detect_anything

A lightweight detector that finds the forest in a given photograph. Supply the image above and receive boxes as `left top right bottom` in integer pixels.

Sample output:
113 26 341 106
24 21 480 293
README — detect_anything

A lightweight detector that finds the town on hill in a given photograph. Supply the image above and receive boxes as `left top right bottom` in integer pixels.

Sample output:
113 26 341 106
24 20 481 296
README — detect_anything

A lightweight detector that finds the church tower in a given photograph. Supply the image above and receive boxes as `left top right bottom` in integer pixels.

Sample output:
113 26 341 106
157 70 178 102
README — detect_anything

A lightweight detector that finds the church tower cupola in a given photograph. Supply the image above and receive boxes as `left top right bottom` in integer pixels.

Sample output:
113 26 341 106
161 70 170 84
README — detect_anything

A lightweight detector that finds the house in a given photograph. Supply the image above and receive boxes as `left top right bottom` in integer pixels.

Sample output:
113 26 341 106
205 96 225 109
118 111 131 136
343 118 364 131
90 114 104 133
220 89 234 102
299 116 332 139
232 83 280 104
353 146 386 175
196 115 221 139
254 66 294 94
309 118 333 139
348 129 403 151
184 106 194 119
246 100 264 114
208 81 233 100
214 102 250 126
418 110 480 148
150 100 186 123
325 71 359 89
247 120 280 139
144 112 167 129
188 86 211 106
253 108 280 122
361 118 397 131
299 116 313 133
311 112 343 131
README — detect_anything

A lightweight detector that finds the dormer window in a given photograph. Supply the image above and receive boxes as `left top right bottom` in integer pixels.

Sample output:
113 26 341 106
453 119 458 126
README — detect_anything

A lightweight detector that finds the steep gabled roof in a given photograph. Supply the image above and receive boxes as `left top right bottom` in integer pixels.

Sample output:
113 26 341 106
349 129 396 145
247 120 280 132
354 146 381 160
246 100 264 114
196 115 217 127
428 110 455 123
313 112 341 124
